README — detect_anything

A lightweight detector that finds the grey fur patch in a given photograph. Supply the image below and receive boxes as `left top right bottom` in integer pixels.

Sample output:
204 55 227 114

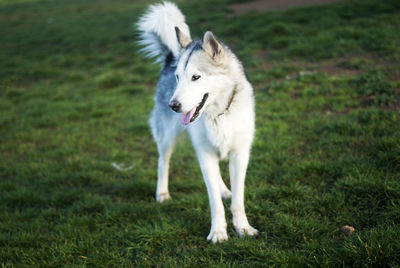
155 54 178 106
154 41 202 107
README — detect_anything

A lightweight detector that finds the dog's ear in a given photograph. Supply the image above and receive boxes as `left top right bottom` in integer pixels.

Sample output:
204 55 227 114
175 26 191 48
202 31 222 60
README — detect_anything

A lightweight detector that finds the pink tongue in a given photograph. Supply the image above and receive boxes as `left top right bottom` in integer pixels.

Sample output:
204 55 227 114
180 106 197 125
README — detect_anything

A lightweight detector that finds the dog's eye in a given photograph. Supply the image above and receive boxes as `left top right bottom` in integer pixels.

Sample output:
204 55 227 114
192 74 201 81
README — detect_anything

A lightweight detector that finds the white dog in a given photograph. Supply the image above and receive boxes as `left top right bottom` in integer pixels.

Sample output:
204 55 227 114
137 1 258 243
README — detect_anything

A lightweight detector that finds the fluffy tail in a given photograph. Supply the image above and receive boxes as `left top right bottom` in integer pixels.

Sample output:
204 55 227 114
136 1 191 62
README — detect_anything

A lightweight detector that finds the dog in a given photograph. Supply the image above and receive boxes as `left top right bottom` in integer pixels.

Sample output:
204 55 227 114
137 1 258 243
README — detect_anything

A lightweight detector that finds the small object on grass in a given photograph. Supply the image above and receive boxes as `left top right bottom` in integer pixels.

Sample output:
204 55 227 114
341 225 355 236
299 70 313 76
112 162 134 171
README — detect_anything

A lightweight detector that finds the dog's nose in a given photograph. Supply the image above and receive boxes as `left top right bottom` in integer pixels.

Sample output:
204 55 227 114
169 100 181 112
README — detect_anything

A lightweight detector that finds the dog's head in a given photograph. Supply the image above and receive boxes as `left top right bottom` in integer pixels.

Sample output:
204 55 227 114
169 28 231 125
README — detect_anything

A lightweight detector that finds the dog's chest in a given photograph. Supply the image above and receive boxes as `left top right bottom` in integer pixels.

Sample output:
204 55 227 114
204 116 234 159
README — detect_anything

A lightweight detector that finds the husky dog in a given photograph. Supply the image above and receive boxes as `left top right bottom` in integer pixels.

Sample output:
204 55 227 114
137 2 257 243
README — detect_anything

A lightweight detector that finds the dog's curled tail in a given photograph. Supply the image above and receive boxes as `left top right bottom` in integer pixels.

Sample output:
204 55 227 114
136 1 190 63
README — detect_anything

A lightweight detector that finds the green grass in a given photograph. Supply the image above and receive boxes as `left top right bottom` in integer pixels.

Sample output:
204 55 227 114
1 0 400 266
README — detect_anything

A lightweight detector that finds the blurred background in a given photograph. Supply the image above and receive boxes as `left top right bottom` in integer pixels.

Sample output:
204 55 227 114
1 0 399 266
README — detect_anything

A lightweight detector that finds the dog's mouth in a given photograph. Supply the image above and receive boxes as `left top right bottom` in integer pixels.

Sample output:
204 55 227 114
180 93 209 125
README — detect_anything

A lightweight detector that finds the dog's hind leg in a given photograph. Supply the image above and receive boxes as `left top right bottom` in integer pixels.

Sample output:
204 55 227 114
155 129 179 203
150 109 182 203
218 176 231 200
229 149 258 237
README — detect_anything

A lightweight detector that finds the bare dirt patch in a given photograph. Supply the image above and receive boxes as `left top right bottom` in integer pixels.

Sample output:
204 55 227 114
230 0 343 15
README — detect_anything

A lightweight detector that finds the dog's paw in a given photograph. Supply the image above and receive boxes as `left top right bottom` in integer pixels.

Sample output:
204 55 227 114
207 228 228 243
220 190 232 200
234 224 258 238
156 192 171 203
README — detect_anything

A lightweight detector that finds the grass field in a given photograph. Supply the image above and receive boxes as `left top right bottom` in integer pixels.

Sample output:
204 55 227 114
1 0 400 266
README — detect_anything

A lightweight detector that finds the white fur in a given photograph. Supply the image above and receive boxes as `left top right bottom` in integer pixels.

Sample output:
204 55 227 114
136 1 191 62
137 2 257 243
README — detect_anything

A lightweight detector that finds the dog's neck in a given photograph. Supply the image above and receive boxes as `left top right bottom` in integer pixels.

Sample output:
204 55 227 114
217 87 237 117
204 82 241 120
205 58 252 119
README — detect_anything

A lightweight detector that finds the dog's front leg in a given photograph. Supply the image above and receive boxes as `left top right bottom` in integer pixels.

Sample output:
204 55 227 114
229 150 258 237
197 150 228 243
